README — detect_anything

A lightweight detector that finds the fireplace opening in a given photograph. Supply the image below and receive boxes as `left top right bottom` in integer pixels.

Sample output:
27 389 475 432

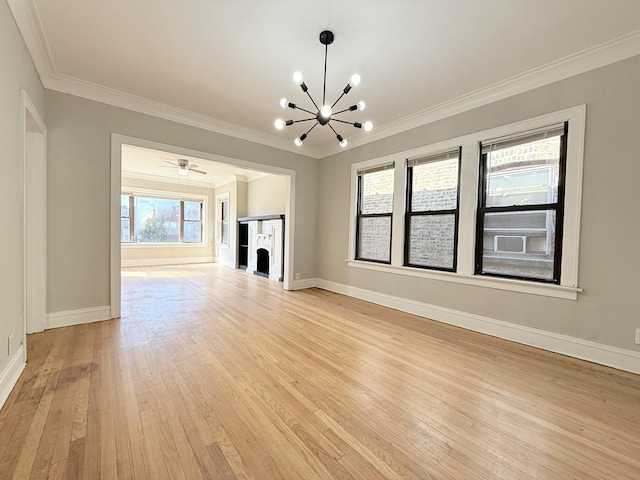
256 248 270 278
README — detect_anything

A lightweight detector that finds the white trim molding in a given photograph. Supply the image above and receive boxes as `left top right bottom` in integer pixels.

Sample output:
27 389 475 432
0 345 26 411
313 279 640 375
121 257 215 268
290 278 318 290
46 306 112 330
7 0 640 159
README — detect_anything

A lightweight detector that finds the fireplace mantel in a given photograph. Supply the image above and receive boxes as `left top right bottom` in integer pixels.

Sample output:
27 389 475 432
237 215 285 281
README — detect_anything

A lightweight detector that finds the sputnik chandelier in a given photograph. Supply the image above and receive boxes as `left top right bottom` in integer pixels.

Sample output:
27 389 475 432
275 30 372 148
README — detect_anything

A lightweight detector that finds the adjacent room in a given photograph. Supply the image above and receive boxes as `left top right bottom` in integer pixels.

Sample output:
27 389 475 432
1 1 640 479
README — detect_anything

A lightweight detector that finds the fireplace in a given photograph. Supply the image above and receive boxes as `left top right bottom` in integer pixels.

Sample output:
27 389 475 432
237 215 285 281
256 248 270 277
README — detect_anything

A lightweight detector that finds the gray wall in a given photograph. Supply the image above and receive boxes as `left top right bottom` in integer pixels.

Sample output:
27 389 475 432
45 91 318 313
247 174 287 217
318 54 640 352
0 1 45 374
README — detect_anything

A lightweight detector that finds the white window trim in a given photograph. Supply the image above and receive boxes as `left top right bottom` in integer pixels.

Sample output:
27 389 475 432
215 192 230 248
120 186 208 245
348 105 586 300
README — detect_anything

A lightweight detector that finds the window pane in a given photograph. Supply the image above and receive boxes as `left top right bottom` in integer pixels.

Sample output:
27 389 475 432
184 222 202 243
221 222 229 245
480 210 557 280
411 158 458 211
221 200 228 221
121 219 130 243
408 214 455 269
358 216 391 262
184 201 201 221
485 136 561 207
360 170 394 214
121 195 130 217
134 197 180 243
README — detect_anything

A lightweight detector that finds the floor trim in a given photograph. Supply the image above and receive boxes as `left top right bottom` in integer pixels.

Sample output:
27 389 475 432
121 257 214 267
46 306 112 330
314 279 640 375
0 345 26 411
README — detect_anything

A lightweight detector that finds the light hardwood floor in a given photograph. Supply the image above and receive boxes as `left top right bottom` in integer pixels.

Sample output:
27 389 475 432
1 264 639 479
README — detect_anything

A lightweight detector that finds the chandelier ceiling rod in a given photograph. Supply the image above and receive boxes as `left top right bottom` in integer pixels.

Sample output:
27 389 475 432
274 30 373 148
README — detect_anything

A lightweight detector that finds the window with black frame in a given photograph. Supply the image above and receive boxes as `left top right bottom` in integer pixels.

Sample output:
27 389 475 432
476 123 567 283
405 148 460 271
355 164 394 263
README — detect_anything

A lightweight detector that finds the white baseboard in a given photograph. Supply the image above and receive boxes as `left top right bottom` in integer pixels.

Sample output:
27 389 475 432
47 305 112 330
291 278 318 290
0 345 26 411
121 256 214 267
315 279 640 375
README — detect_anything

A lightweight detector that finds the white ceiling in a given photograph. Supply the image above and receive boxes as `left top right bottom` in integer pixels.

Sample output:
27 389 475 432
121 144 270 188
10 0 640 157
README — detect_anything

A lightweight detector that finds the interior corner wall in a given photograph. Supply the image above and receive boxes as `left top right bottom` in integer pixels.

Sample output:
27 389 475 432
45 90 319 314
214 178 247 268
121 176 216 265
318 54 640 353
0 0 45 380
247 174 287 217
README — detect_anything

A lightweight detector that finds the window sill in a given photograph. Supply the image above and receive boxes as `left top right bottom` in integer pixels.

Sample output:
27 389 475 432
346 260 581 300
122 243 209 249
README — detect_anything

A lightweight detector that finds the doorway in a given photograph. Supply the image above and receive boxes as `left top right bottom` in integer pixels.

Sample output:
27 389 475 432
22 91 47 341
110 135 296 319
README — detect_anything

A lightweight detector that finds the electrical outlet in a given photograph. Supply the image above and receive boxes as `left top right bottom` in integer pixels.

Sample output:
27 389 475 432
8 334 13 355
295 273 301 280
636 328 640 345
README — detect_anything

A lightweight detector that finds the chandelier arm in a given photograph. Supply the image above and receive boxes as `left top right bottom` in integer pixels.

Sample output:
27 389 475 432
332 106 357 115
294 106 316 115
304 122 319 136
305 91 320 111
327 123 341 136
331 118 358 126
330 91 346 109
292 118 318 123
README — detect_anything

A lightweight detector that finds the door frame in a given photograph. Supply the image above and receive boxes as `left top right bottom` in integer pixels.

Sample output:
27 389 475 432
110 134 296 319
21 90 47 348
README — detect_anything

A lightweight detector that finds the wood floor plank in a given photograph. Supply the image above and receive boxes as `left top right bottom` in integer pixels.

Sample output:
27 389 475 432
0 263 639 479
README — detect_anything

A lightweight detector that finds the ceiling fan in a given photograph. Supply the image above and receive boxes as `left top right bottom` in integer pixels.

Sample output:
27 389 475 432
161 159 207 176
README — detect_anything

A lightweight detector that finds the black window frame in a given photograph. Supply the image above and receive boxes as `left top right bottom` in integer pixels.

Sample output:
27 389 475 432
475 122 568 284
355 164 394 264
404 147 461 272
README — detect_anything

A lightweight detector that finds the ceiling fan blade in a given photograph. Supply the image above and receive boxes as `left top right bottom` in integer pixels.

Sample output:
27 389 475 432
190 169 207 175
163 160 179 167
188 163 200 169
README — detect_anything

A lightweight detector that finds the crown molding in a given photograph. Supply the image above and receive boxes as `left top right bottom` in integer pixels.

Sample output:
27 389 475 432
121 170 224 188
8 0 640 160
6 0 56 81
45 73 324 159
321 30 640 158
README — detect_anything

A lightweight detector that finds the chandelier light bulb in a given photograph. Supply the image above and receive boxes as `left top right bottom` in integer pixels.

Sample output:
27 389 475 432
293 71 304 85
357 101 366 111
363 121 373 132
274 119 285 130
280 98 288 108
350 74 361 86
294 137 302 146
339 138 348 148
320 105 332 118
